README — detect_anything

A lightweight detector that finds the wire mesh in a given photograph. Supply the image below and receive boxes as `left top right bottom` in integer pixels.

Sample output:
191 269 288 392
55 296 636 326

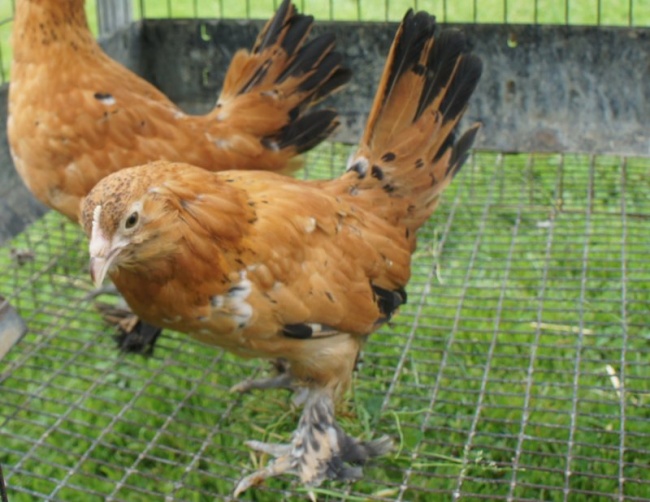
1 0 649 84
131 0 649 24
1 0 650 500
1 146 649 501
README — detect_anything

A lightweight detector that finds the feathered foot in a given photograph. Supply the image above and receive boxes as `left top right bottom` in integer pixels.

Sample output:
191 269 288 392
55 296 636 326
89 284 163 356
233 389 392 497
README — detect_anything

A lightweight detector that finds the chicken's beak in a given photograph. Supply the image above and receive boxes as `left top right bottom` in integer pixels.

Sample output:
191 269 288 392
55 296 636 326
89 224 119 288
88 205 122 288
90 255 113 288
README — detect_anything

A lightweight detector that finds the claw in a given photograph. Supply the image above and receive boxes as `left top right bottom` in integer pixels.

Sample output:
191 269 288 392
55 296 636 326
234 455 293 498
232 389 392 496
244 440 292 457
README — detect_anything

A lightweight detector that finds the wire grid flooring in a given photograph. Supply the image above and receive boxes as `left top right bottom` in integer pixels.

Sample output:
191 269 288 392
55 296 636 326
0 144 649 501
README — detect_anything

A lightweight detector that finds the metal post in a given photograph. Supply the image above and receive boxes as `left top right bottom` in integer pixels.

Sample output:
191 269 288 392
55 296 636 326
97 0 133 37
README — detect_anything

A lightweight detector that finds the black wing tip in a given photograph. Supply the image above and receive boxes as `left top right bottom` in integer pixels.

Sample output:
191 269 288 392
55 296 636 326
263 109 339 154
372 285 407 321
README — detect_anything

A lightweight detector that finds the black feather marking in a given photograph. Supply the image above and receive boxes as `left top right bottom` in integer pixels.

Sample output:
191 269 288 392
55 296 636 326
371 165 384 180
348 161 367 179
372 284 407 320
433 128 457 162
383 183 396 194
283 323 313 339
94 92 113 101
264 109 338 154
415 30 470 121
279 14 314 56
450 124 480 168
445 124 480 176
381 10 436 110
312 67 353 102
415 158 425 169
255 0 291 52
228 284 248 295
238 59 273 95
449 153 469 178
297 52 342 93
278 33 336 83
413 63 426 76
439 54 484 122
381 152 396 162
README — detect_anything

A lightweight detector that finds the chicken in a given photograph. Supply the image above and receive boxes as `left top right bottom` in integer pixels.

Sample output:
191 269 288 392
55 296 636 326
10 0 349 353
9 0 349 221
81 9 482 495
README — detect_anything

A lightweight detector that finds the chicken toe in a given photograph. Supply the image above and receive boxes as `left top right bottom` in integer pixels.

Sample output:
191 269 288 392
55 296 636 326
233 389 391 496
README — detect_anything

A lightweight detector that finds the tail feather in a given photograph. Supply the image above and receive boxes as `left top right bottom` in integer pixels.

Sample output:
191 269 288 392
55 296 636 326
277 33 337 84
362 11 436 147
264 109 339 154
333 9 482 232
213 0 350 167
253 0 294 52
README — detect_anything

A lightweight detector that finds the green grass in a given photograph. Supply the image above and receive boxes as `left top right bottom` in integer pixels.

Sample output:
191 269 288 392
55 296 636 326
1 0 649 83
1 147 649 500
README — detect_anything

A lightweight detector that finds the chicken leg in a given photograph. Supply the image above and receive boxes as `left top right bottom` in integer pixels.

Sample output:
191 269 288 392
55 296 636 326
233 388 392 496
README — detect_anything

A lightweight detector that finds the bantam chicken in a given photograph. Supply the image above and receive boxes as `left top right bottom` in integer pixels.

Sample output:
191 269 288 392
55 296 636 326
81 9 482 495
9 0 349 221
10 0 350 352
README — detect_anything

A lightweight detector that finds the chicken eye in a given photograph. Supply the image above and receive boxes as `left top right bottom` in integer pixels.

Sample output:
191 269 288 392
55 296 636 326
125 212 139 229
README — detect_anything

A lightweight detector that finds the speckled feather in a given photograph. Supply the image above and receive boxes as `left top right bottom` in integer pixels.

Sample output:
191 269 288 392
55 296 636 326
9 0 349 221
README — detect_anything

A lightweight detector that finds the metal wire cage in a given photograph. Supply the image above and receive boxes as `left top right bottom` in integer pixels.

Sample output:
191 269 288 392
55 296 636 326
1 1 649 501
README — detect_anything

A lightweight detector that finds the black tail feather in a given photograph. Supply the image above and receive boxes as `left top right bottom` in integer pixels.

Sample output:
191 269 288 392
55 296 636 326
381 10 436 111
415 30 470 120
278 14 314 56
278 33 337 82
447 124 480 178
255 0 292 52
439 54 483 122
264 109 339 154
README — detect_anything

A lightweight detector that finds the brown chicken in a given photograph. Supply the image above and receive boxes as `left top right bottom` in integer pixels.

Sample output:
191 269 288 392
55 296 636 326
9 0 349 221
81 9 482 495
10 0 349 352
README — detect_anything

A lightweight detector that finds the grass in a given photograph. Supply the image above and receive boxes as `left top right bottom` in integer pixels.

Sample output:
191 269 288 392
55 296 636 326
1 0 650 83
0 147 649 500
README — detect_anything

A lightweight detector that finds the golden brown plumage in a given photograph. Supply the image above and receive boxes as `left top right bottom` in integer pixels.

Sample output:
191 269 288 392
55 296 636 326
81 9 482 495
9 0 350 221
